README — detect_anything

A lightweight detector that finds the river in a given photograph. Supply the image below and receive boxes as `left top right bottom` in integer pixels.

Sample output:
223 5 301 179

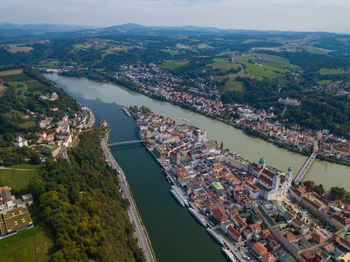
45 73 350 261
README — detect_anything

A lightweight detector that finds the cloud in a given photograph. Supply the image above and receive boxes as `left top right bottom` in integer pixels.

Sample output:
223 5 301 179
0 0 349 33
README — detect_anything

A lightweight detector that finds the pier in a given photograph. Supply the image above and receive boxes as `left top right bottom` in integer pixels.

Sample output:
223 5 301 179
108 140 145 147
294 151 317 184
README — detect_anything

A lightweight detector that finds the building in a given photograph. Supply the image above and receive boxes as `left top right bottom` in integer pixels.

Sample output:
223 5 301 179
249 158 293 200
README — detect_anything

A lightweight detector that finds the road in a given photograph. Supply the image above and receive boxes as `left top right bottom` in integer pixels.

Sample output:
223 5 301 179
101 134 155 262
85 107 95 128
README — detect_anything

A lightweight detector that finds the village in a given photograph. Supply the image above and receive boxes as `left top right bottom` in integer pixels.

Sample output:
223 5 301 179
115 63 350 165
131 108 350 262
13 100 93 160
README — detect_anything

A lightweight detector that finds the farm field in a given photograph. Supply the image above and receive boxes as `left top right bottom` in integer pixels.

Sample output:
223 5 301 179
318 68 344 75
162 59 189 70
210 58 241 71
0 69 23 77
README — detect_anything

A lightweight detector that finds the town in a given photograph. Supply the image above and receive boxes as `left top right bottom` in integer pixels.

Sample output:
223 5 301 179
112 63 350 165
131 107 350 262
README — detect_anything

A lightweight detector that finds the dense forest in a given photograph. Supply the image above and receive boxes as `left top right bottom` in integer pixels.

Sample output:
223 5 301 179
28 128 145 261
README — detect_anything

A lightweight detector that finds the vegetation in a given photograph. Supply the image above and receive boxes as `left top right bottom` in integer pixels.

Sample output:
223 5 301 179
0 164 43 191
28 128 144 261
0 66 80 134
0 225 53 262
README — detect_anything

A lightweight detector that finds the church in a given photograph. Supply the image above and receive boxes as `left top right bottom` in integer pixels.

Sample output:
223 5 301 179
248 158 293 200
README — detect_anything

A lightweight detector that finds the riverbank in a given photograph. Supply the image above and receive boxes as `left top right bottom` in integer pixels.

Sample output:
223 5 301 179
101 129 156 262
56 71 350 168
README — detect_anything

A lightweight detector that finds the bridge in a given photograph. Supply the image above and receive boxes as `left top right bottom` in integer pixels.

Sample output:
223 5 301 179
108 140 145 147
294 151 317 184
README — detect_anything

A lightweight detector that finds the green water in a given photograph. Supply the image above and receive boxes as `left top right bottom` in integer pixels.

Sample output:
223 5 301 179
45 73 350 261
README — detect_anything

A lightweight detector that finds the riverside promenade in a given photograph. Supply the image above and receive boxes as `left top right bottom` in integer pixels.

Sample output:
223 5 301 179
101 131 155 262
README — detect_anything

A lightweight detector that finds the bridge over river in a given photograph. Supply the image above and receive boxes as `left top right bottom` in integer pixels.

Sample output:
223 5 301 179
108 139 145 147
294 151 318 184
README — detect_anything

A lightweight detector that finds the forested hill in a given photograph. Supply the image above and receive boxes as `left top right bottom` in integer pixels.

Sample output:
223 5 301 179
28 127 145 261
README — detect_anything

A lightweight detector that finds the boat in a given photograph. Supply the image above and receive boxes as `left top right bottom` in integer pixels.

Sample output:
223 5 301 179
181 118 189 122
166 176 173 185
170 189 185 207
122 107 131 117
171 185 188 206
221 247 237 262
188 207 207 227
207 228 225 246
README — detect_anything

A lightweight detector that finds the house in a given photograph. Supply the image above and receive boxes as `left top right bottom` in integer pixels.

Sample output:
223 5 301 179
227 225 242 242
212 207 229 224
253 242 267 256
13 136 28 147
262 252 277 262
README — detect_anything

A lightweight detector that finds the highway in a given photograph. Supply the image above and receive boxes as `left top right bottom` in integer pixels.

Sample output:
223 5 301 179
101 134 155 262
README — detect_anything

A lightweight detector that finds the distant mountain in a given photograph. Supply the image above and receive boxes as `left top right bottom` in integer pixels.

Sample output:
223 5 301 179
0 23 96 36
76 23 339 38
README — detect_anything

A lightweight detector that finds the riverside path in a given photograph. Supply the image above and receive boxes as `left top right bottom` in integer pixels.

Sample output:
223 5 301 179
101 134 155 262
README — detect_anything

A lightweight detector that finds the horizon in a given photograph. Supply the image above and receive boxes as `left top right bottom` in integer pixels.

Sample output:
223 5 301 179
1 22 350 35
1 0 350 34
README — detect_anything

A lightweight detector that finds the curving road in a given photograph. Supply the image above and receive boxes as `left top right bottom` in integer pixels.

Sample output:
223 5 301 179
101 135 155 262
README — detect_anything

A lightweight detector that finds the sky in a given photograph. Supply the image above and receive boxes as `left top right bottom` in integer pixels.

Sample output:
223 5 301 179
1 0 350 33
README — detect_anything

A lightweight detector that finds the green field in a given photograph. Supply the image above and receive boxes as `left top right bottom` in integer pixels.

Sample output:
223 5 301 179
18 121 36 129
0 226 53 262
162 49 181 56
317 80 333 85
72 44 92 51
222 77 244 93
0 164 42 190
0 69 23 77
39 60 60 68
0 86 9 97
210 58 241 71
162 60 189 70
235 53 298 78
197 44 212 49
318 68 343 75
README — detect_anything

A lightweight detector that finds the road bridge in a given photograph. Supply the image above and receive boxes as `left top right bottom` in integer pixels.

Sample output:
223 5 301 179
294 151 317 184
108 140 145 147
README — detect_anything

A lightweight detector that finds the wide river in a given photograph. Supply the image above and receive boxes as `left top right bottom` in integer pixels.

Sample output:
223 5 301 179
46 74 350 261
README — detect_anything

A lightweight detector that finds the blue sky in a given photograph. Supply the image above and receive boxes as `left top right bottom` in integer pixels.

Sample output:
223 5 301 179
1 0 350 33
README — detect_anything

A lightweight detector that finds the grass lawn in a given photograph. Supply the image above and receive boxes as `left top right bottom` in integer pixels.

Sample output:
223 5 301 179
318 68 343 75
18 120 36 129
162 60 189 70
0 164 42 190
0 69 23 77
0 226 53 262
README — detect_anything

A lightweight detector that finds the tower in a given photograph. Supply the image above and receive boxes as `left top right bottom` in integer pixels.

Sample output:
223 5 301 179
258 158 266 169
285 167 293 186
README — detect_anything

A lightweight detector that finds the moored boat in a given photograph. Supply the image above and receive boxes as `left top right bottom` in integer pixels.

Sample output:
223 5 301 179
221 247 237 262
188 207 207 227
207 228 225 246
170 189 185 207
